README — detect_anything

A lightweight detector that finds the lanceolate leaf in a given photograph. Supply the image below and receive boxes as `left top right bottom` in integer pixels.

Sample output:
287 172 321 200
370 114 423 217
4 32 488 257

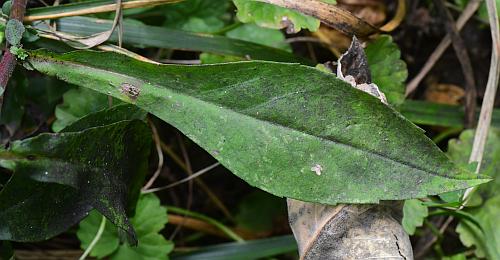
31 16 308 64
0 119 151 241
27 50 488 204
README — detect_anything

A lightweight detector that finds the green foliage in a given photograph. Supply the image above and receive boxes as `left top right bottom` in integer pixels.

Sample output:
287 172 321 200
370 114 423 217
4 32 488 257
52 87 118 132
365 35 408 106
1 1 12 16
200 23 291 64
456 195 500 259
78 194 173 259
5 19 25 46
28 49 488 204
449 129 500 258
0 109 151 242
35 16 306 63
9 46 27 60
402 199 428 235
162 0 231 33
171 235 296 260
233 0 320 32
235 191 286 232
225 23 291 51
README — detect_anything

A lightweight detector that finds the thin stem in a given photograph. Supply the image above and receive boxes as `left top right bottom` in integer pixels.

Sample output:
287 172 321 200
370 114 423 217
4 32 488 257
142 119 164 191
79 215 106 260
406 0 481 96
142 163 220 194
167 206 244 242
464 0 500 202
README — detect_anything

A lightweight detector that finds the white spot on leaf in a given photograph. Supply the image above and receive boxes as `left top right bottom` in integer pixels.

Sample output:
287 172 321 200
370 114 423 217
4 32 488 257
310 164 323 176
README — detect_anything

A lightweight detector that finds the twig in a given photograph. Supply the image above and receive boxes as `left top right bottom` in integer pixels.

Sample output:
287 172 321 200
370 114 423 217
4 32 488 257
379 0 406 32
406 0 482 96
142 163 220 194
168 213 230 239
434 0 477 128
161 138 235 222
464 0 500 200
167 206 244 242
0 0 28 107
79 215 106 260
23 0 183 22
142 119 164 191
255 0 378 36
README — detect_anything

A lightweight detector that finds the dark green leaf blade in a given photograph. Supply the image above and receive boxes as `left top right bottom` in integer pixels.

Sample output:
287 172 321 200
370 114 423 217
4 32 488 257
31 16 309 64
0 119 151 242
27 49 489 204
171 235 297 260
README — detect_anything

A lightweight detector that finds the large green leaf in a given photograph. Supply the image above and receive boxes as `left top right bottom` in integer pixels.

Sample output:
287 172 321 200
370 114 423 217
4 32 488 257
78 194 173 260
26 49 488 204
0 118 151 241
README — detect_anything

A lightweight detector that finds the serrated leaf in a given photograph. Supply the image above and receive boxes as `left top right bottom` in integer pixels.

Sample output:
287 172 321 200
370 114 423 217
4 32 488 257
77 194 173 260
162 0 230 33
28 50 489 204
456 195 500 259
0 118 151 242
5 19 24 46
402 199 428 235
233 0 319 32
365 35 408 106
449 129 500 258
52 87 121 132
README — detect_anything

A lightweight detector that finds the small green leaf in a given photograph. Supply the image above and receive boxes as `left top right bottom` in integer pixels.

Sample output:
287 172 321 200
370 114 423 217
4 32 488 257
162 0 230 33
456 195 500 259
52 87 121 132
5 19 25 46
0 117 151 242
9 46 28 60
233 0 319 32
226 23 291 51
78 194 173 260
402 199 428 235
450 129 500 258
365 35 408 106
28 50 489 204
1 1 11 16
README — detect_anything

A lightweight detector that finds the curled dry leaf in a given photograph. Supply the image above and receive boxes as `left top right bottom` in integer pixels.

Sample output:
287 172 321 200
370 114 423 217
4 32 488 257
287 37 412 259
255 0 379 36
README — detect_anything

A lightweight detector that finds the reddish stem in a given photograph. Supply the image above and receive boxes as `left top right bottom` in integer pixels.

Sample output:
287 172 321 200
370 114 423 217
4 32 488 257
0 0 28 98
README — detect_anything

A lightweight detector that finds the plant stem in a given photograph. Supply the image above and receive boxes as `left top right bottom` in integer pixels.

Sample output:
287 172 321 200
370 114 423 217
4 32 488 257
0 0 28 106
167 206 244 243
79 215 106 260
